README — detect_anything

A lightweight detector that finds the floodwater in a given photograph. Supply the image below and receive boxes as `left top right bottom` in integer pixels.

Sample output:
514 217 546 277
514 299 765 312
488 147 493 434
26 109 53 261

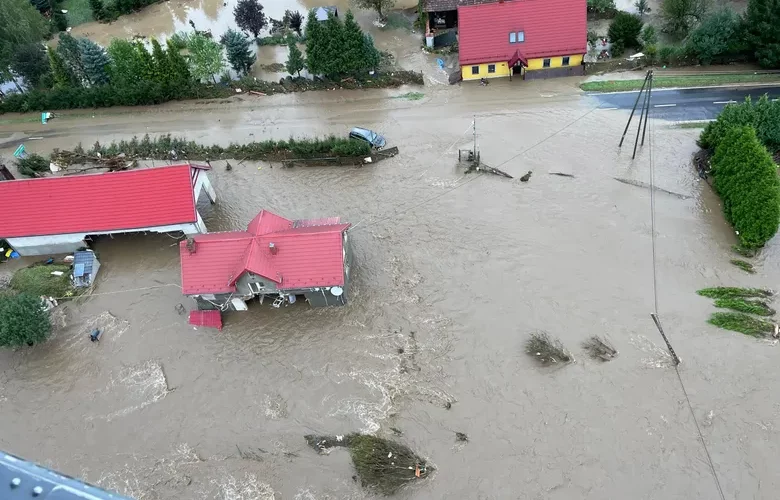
69 0 438 82
2 78 780 499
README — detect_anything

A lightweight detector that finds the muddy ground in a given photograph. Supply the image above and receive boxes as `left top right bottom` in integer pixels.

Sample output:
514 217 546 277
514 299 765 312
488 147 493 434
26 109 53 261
1 76 780 499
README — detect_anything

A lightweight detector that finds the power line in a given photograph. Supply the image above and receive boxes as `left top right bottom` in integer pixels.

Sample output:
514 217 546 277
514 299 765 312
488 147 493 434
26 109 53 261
644 82 726 500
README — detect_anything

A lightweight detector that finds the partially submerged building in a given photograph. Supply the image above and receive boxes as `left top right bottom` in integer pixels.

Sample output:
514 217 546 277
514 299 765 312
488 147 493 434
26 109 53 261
458 0 587 81
0 163 216 256
314 5 338 21
71 250 100 288
179 210 352 311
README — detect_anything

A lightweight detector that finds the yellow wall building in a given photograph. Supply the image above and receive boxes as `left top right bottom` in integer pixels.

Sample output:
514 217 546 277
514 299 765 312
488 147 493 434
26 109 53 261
461 54 584 81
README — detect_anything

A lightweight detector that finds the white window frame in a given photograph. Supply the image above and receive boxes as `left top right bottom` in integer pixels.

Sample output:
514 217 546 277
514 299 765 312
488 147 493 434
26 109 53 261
509 32 517 43
517 31 525 42
248 282 263 294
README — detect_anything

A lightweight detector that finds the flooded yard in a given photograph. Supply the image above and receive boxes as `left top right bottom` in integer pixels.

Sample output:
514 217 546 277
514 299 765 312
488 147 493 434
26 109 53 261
1 80 780 498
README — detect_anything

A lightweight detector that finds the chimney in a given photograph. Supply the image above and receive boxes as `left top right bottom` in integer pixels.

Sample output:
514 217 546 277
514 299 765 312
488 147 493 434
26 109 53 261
269 242 278 255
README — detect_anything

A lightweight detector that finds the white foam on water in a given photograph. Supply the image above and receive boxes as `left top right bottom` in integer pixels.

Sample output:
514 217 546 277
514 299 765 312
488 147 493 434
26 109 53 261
88 359 171 421
629 335 675 369
210 472 275 500
263 393 289 419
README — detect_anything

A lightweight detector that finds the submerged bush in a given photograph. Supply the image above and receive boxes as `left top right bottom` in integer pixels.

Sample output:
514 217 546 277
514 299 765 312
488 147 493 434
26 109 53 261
713 297 775 316
608 12 643 50
708 311 775 337
710 126 780 248
697 287 773 299
525 331 573 365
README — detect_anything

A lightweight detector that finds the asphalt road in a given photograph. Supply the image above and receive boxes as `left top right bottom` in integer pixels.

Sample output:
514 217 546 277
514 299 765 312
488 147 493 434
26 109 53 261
587 84 780 121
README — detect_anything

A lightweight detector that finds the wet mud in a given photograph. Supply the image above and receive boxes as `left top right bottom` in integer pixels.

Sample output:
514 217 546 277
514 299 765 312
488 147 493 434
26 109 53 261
1 81 780 499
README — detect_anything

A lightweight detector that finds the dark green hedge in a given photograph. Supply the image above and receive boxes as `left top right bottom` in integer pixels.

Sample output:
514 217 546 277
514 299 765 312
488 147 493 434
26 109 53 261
699 95 780 153
711 126 780 248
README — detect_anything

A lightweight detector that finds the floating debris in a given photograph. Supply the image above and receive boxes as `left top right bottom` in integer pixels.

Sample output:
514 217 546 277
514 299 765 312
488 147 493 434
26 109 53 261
730 259 755 274
443 401 452 410
708 312 776 338
549 172 575 178
582 336 618 361
305 433 431 495
525 331 573 365
697 287 773 300
613 177 690 199
519 171 532 182
713 298 775 316
455 432 468 442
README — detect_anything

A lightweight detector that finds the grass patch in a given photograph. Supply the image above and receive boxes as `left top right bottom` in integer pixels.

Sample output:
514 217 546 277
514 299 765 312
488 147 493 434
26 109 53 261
525 331 573 365
59 0 95 26
10 264 76 298
677 122 710 129
393 91 425 101
730 259 755 274
257 33 296 46
714 297 774 316
708 311 775 337
304 434 431 495
580 74 780 92
697 287 773 299
732 244 757 258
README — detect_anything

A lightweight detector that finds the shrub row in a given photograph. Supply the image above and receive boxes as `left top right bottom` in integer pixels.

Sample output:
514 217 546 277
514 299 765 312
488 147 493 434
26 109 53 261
0 71 424 113
77 133 372 160
699 95 780 153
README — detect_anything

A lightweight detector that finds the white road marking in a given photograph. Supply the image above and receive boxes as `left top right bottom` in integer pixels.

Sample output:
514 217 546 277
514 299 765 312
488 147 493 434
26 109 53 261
654 104 677 108
600 107 619 110
713 100 737 104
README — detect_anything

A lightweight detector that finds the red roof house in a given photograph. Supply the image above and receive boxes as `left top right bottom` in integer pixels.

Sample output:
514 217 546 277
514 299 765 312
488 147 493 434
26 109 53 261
0 163 216 256
458 0 587 80
180 210 352 310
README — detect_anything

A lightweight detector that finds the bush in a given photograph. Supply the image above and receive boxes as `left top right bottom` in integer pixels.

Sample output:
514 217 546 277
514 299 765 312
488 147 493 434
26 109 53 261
0 293 51 347
349 434 430 495
608 12 643 51
714 297 774 316
588 0 617 17
660 0 708 38
696 287 773 299
744 0 780 68
711 126 780 248
708 311 775 337
699 95 780 153
686 8 744 65
16 153 50 177
640 24 658 47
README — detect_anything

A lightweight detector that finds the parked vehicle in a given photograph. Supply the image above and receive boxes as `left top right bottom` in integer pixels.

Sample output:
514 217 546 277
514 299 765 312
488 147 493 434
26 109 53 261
349 127 386 149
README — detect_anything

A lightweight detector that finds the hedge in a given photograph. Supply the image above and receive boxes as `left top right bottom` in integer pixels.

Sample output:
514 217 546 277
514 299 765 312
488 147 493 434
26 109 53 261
699 95 780 153
711 126 780 248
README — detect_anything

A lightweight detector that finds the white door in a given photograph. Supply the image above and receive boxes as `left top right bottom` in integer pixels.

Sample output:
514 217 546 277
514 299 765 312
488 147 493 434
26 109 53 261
231 298 248 311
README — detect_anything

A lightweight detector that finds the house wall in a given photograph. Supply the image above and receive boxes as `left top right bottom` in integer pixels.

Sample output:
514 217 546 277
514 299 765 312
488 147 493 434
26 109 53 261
461 61 511 81
236 273 279 295
5 221 204 256
525 54 583 71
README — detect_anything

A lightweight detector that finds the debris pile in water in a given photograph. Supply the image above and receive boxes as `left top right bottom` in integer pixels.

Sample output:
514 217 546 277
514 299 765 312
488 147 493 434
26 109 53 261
525 331 573 365
304 433 431 495
582 336 618 362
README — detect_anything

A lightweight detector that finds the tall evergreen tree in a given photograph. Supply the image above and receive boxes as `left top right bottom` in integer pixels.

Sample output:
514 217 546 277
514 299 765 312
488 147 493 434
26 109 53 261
134 41 156 81
744 0 780 68
321 13 345 77
57 32 87 84
285 39 304 76
220 29 255 75
29 0 51 12
107 39 137 86
363 34 380 70
304 9 326 75
47 46 75 88
78 38 110 85
150 38 169 82
11 43 50 88
341 10 367 74
233 0 267 38
166 39 192 89
89 0 105 20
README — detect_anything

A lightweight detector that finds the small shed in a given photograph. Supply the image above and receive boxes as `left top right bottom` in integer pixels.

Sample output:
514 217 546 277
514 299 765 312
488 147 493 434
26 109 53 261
188 310 223 330
314 6 338 21
72 250 100 288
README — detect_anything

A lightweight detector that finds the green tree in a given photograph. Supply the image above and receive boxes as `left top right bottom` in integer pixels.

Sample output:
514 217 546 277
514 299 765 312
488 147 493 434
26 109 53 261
29 0 51 12
743 0 780 68
639 24 658 46
220 29 255 75
284 10 304 35
165 39 193 89
187 33 225 83
285 39 304 76
608 12 643 50
587 0 616 15
363 34 380 70
320 13 345 77
304 9 326 75
57 32 87 84
0 293 51 348
11 43 49 88
89 0 105 20
106 39 137 86
353 0 395 19
47 46 76 87
699 95 780 153
660 0 708 38
341 10 368 74
635 0 650 17
51 9 68 32
233 0 267 38
79 38 110 85
150 38 169 82
0 0 50 81
134 41 156 81
686 8 741 65
711 126 780 248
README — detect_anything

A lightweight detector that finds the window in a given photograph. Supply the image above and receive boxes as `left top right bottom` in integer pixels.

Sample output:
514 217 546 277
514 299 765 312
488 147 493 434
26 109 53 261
488 64 496 73
562 56 570 66
517 31 525 42
543 58 551 68
509 32 516 43
509 31 524 43
471 66 479 75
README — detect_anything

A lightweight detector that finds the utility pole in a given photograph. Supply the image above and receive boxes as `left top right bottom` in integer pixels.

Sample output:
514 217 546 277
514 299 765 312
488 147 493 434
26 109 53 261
618 69 654 159
473 115 477 164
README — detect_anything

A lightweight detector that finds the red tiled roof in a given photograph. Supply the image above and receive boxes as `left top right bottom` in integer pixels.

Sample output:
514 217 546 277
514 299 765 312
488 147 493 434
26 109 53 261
179 210 350 295
188 310 223 330
0 164 199 238
458 0 587 66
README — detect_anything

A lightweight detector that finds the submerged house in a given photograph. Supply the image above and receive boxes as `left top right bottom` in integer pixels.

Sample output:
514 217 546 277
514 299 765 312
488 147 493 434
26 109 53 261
314 6 338 21
179 210 352 311
0 163 216 256
458 0 587 81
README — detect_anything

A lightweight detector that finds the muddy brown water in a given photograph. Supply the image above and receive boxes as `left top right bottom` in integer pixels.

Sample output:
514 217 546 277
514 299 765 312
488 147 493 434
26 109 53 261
1 80 780 499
